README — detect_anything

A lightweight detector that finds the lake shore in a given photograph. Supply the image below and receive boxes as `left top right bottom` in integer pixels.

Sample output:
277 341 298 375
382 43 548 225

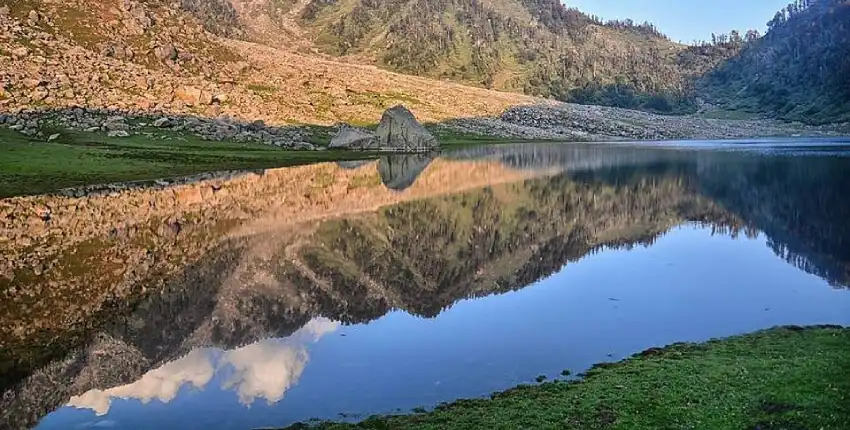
2 103 850 198
280 326 850 430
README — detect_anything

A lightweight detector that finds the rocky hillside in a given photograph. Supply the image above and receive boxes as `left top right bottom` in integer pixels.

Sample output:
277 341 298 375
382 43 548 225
0 0 847 145
264 0 736 112
0 0 533 126
699 0 850 124
232 0 848 120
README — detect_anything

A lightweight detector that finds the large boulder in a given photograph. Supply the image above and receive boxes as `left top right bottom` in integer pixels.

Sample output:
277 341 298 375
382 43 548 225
329 127 377 150
375 105 439 151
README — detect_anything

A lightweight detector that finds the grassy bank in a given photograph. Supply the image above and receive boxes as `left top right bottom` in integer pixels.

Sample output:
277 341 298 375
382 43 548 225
0 128 378 198
0 124 552 198
283 326 850 430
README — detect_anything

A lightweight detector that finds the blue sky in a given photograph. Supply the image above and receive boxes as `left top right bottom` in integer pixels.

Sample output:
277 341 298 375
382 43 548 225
567 0 790 43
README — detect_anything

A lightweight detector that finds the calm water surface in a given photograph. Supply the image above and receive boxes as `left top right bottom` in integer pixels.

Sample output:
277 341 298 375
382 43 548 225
2 140 850 430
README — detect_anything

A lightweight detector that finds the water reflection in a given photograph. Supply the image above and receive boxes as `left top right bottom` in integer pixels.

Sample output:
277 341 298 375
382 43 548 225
377 154 437 191
1 140 850 429
66 319 337 417
67 348 215 416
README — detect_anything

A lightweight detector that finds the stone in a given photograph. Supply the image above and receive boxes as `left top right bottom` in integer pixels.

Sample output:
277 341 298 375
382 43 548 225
247 119 265 132
174 86 210 106
0 6 9 16
104 116 129 132
107 130 130 138
134 76 150 90
329 127 377 150
375 105 439 151
23 79 43 89
198 91 213 106
47 133 61 142
212 94 228 104
154 44 178 62
30 90 49 102
152 117 171 128
12 47 29 58
28 10 39 23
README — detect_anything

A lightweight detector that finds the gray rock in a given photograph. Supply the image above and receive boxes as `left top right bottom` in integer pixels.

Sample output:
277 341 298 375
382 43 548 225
329 127 377 150
107 130 130 138
152 117 171 128
247 119 265 132
104 116 129 132
47 133 61 142
375 105 438 151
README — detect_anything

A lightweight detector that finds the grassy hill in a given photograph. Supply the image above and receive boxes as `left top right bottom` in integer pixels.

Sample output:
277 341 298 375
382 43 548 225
282 0 737 113
0 0 846 124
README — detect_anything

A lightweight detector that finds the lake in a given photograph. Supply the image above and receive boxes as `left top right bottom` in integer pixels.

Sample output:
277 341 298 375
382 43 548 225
2 140 850 430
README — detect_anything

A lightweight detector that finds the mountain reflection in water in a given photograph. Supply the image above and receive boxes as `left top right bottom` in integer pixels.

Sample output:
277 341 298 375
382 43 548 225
1 141 849 430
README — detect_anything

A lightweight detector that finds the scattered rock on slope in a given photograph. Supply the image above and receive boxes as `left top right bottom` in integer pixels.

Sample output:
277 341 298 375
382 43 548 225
375 105 439 151
329 126 377 150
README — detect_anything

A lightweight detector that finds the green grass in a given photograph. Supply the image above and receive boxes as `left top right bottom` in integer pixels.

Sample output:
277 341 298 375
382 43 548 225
246 83 279 94
0 128 378 197
346 90 421 109
281 326 850 430
297 124 338 146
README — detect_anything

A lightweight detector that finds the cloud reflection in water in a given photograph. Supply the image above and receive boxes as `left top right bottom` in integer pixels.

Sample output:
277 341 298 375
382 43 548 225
67 318 339 415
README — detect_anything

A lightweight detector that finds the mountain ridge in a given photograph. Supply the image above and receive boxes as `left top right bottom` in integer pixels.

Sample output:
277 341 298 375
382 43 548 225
0 0 847 133
233 0 848 119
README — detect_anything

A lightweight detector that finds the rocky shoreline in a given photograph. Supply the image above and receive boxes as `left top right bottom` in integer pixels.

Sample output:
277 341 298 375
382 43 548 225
1 107 320 149
3 102 849 152
443 103 850 141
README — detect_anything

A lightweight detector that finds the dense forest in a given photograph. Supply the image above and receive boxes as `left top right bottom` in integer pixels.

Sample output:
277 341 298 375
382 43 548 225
699 0 850 124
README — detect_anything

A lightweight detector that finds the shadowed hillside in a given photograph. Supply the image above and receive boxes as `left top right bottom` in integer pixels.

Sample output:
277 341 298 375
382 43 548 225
700 0 850 123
